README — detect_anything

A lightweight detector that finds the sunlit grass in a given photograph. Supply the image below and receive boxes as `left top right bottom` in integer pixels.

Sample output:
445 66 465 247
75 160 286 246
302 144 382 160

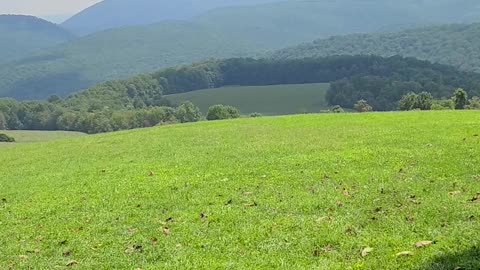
0 111 479 269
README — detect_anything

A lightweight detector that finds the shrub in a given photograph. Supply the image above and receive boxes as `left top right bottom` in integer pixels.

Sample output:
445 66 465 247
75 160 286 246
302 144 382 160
399 92 433 111
206 105 241 121
331 105 345 113
466 96 480 110
354 100 373 112
249 112 263 118
431 99 455 110
0 133 15 142
175 101 202 123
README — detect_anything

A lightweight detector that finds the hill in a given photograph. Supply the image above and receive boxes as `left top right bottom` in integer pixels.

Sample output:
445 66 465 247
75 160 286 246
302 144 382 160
0 15 73 63
166 83 330 115
6 1 480 99
1 111 480 269
61 0 278 35
274 23 480 73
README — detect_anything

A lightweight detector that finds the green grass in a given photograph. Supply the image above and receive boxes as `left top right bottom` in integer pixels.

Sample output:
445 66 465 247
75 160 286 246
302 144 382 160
166 83 330 115
1 111 480 269
0 130 84 147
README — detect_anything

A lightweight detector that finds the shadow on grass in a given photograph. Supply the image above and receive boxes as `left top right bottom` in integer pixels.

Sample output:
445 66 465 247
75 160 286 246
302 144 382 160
416 246 480 270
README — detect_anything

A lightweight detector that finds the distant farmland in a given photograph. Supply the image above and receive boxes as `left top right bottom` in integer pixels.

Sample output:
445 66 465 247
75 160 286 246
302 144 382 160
166 83 330 115
0 130 84 147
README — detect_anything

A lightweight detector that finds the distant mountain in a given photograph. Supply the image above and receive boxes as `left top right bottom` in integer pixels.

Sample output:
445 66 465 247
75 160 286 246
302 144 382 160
273 23 480 73
61 0 278 35
5 0 480 99
0 15 73 63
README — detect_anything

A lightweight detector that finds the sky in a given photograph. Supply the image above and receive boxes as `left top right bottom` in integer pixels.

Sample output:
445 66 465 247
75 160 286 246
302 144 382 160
0 0 102 19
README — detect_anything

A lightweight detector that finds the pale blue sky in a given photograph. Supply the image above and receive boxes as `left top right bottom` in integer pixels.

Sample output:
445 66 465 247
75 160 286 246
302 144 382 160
0 0 102 16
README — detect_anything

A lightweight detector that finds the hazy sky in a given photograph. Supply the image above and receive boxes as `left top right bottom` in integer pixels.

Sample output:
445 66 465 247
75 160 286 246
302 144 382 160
0 0 102 16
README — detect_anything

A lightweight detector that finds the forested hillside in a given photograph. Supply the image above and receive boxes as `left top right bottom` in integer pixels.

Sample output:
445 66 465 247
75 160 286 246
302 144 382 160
2 55 479 134
6 1 480 100
61 0 278 35
274 23 480 73
0 15 73 63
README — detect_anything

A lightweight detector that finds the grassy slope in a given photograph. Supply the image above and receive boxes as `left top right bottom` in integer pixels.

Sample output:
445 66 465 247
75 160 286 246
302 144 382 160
0 131 85 148
274 23 480 72
1 111 479 269
166 83 330 115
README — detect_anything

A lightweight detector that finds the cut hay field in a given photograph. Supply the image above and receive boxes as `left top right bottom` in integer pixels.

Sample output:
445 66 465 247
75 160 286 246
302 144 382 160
0 111 479 269
166 83 330 115
0 130 85 148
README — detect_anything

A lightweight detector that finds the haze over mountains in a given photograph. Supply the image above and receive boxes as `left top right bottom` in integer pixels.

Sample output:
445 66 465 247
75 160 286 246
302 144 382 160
3 0 480 100
0 15 73 63
61 0 279 35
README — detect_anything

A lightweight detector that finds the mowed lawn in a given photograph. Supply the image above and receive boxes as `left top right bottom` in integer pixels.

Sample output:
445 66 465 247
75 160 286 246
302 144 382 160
0 111 479 269
166 83 330 115
0 130 85 148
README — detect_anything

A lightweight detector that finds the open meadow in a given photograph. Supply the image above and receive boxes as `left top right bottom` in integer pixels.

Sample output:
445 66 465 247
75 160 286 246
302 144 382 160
0 111 479 269
166 83 330 115
0 131 85 148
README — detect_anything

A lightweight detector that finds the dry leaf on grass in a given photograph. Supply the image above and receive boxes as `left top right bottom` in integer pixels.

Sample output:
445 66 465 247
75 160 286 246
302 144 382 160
396 251 414 257
361 247 374 257
162 227 171 235
414 240 433 248
66 260 78 267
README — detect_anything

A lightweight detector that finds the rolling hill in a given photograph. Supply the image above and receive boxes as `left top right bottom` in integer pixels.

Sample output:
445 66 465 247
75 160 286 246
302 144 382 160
1 111 480 269
0 15 73 63
274 23 480 73
6 1 480 100
166 83 330 115
61 0 278 35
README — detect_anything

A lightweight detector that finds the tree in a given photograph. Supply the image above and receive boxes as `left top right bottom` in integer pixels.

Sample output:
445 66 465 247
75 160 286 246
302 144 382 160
415 92 434 110
399 92 418 111
399 92 433 111
206 105 240 120
0 112 6 130
454 88 468 110
354 100 373 112
47 95 62 104
466 96 480 110
175 101 202 123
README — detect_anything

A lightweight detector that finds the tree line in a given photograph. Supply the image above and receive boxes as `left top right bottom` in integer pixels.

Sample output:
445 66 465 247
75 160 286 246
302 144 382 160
2 55 480 133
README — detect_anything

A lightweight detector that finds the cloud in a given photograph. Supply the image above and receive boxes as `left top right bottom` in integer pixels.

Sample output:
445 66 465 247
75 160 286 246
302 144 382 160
0 0 102 15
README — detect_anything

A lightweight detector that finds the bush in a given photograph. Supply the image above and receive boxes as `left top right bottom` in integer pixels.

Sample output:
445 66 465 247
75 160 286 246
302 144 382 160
431 99 455 110
206 104 241 121
466 96 480 110
399 92 433 111
249 112 263 118
331 105 345 113
354 100 373 112
175 101 202 123
0 133 15 142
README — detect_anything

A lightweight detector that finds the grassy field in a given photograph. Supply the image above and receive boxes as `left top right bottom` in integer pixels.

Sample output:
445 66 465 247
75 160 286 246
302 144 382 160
166 83 330 115
1 111 480 269
0 130 84 148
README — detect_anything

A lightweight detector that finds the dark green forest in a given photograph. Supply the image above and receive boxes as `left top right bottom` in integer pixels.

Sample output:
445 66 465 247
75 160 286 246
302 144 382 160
274 23 480 73
1 55 479 134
